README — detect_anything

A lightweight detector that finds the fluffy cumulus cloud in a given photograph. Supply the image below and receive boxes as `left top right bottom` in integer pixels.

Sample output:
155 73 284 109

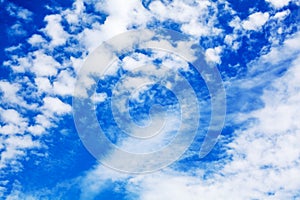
27 34 47 46
242 12 270 31
1 0 300 199
32 51 61 76
42 97 72 116
205 46 222 63
43 14 69 47
265 0 292 9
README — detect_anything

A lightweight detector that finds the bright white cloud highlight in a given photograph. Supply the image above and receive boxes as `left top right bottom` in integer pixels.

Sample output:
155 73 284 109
32 51 61 77
205 46 222 64
42 97 72 116
242 12 270 31
266 0 292 9
43 14 69 46
28 34 46 46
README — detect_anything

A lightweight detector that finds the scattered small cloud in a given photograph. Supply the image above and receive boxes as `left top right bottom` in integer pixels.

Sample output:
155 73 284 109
6 2 33 21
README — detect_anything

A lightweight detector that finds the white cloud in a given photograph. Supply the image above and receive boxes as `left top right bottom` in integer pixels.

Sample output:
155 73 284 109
229 16 242 29
148 0 223 38
0 107 43 170
5 135 39 149
0 81 35 110
121 53 150 71
6 2 33 21
0 81 22 105
27 125 45 136
91 92 107 104
273 9 290 20
28 34 46 46
115 111 181 154
1 0 299 198
181 19 210 37
79 165 128 200
72 28 300 200
259 31 300 66
35 70 75 96
8 23 27 37
221 56 300 199
42 97 72 116
32 51 60 77
0 135 40 171
242 12 270 31
35 114 52 129
0 109 27 126
0 80 46 170
128 171 208 200
34 77 52 93
224 34 240 50
110 70 298 200
123 30 300 200
4 56 28 74
0 125 19 135
80 0 151 52
205 46 222 64
79 23 103 53
70 56 85 74
265 0 292 9
4 44 22 52
43 14 69 46
64 0 85 25
52 70 75 96
148 1 210 23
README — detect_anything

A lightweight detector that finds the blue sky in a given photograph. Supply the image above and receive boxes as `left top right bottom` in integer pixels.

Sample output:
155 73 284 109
0 0 300 199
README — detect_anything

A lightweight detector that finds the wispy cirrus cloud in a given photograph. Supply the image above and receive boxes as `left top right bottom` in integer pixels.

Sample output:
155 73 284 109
5 2 33 21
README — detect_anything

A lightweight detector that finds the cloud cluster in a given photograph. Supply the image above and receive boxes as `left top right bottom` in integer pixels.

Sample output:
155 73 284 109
1 0 300 198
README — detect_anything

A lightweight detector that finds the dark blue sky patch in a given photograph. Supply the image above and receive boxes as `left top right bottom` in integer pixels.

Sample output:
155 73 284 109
0 65 12 81
216 6 234 34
